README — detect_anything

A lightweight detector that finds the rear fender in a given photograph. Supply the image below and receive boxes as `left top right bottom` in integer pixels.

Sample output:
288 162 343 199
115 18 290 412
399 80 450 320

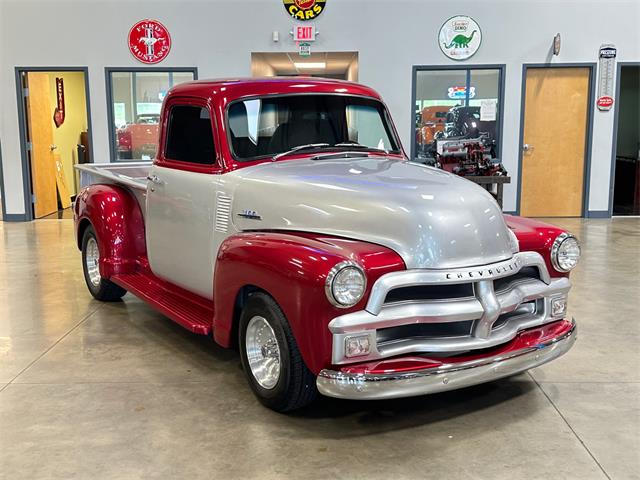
213 232 405 374
74 184 146 278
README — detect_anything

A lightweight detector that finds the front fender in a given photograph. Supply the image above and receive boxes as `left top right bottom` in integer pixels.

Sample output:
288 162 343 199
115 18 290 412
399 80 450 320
213 232 405 374
74 184 146 278
505 215 570 278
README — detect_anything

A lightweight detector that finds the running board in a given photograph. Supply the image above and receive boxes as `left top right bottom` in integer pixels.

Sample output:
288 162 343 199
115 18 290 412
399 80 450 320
111 272 213 335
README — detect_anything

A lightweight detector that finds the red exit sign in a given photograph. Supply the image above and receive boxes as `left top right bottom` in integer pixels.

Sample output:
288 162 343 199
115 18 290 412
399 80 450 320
293 25 316 42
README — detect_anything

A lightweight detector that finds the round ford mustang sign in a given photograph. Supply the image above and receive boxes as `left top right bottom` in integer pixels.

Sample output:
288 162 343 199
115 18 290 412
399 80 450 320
283 0 326 21
128 19 171 64
439 16 482 61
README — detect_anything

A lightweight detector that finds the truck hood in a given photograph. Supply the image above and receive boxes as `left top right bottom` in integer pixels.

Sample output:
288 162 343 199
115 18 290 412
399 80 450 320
228 157 515 269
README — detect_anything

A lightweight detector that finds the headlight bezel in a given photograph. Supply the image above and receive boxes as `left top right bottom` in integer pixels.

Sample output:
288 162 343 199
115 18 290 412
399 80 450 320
551 232 581 272
325 261 367 309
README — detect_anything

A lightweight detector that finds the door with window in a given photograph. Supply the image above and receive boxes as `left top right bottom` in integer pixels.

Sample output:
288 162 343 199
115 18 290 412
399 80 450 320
520 67 591 217
145 100 220 299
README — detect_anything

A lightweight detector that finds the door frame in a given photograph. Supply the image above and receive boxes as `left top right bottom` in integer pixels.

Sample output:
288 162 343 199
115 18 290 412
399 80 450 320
608 61 640 217
410 64 506 161
13 66 94 222
105 66 199 162
516 63 596 217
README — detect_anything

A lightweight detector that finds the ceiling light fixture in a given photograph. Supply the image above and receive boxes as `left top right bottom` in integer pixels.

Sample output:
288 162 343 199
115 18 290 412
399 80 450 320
294 62 326 69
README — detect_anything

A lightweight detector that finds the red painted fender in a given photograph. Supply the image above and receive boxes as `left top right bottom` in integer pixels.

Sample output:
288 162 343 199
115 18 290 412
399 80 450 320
505 215 570 278
213 232 405 374
74 184 146 278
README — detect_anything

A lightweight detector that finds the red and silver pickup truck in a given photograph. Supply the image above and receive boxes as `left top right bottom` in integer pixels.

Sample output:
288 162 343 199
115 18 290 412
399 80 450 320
75 78 580 412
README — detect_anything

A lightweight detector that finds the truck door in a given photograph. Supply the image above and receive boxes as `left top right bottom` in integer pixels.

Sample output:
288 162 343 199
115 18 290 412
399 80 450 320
145 98 222 299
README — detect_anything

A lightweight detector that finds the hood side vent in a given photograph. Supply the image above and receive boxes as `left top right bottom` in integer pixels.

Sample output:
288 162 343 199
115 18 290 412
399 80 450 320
215 193 232 233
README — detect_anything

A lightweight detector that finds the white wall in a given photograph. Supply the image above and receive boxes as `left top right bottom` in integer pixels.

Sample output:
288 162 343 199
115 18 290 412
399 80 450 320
1 0 638 216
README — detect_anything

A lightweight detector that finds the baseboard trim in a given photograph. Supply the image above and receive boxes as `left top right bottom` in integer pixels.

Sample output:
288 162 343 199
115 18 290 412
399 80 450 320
586 210 610 218
1 213 29 222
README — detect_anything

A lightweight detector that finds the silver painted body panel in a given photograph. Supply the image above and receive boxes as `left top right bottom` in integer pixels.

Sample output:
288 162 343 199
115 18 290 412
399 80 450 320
77 157 518 296
145 165 235 299
225 157 516 269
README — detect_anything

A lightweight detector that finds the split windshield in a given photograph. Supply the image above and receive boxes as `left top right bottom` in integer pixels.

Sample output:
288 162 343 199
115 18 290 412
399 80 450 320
227 94 400 161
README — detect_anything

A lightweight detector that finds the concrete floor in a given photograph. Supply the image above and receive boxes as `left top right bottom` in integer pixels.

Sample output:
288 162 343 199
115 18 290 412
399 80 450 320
0 218 638 480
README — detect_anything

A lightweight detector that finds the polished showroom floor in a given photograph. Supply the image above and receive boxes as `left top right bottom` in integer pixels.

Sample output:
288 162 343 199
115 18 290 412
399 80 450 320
0 218 638 479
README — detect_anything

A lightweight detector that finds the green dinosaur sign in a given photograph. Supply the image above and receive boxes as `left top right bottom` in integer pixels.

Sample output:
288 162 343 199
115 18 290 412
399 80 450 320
439 16 482 61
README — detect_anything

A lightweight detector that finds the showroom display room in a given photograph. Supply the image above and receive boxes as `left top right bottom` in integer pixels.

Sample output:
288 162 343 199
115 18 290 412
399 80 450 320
0 0 639 220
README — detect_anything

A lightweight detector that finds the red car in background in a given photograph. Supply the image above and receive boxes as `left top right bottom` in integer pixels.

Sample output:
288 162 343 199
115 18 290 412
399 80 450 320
116 113 160 159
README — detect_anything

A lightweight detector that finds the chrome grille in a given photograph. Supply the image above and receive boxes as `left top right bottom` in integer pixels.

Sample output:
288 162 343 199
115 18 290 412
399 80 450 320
329 251 571 364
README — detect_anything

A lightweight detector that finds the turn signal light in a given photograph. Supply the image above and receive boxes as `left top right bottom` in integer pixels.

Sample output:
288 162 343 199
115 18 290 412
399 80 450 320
345 335 372 358
551 297 568 318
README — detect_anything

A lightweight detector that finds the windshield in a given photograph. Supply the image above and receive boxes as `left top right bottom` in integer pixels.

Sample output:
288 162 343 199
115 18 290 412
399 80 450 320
227 94 400 161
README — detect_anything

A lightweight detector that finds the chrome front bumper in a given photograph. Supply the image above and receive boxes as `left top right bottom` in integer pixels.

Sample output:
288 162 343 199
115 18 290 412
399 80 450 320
317 319 576 400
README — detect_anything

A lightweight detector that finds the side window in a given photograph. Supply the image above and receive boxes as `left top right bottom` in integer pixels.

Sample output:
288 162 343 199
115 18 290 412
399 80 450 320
165 105 215 165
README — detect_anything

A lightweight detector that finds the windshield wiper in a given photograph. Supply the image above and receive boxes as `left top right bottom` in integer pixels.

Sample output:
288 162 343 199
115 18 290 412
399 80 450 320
272 143 331 161
333 142 389 154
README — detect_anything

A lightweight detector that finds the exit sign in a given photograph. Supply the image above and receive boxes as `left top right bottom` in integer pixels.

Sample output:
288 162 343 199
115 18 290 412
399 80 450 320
293 25 316 42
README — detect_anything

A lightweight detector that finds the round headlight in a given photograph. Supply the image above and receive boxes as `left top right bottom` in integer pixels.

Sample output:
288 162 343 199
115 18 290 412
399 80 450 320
551 233 581 272
325 261 366 308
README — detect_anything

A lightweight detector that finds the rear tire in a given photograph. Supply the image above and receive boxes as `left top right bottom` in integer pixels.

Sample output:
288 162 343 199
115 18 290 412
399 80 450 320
81 226 127 302
239 292 317 412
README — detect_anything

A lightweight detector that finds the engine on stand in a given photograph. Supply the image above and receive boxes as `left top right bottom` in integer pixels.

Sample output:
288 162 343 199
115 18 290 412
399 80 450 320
430 136 507 177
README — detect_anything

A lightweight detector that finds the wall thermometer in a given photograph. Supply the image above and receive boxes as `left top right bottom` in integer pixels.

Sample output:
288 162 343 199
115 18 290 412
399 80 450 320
597 44 617 111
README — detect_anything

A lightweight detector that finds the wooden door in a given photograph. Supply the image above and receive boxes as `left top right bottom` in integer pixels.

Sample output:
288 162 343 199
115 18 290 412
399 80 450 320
520 67 590 217
25 72 57 218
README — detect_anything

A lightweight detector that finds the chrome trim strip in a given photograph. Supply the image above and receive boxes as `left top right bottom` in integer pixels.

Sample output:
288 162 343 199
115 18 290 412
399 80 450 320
365 251 550 315
317 320 577 400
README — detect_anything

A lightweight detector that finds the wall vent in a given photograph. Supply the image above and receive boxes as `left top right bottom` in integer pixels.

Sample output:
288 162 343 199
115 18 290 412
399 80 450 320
215 193 232 233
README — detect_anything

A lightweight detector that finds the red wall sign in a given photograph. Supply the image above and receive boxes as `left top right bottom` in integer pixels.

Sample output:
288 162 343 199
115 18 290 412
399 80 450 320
53 78 65 128
128 19 171 64
597 96 614 110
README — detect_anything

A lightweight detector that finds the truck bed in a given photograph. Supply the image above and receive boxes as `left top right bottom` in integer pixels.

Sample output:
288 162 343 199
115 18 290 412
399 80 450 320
76 162 151 191
76 162 151 216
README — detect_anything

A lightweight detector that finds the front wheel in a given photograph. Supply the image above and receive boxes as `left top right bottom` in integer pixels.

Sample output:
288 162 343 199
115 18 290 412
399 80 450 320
239 292 317 412
81 226 127 302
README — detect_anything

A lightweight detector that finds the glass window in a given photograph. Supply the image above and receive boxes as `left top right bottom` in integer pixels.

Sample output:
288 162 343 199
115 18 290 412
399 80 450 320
108 70 196 161
165 105 215 165
227 95 399 161
413 67 503 161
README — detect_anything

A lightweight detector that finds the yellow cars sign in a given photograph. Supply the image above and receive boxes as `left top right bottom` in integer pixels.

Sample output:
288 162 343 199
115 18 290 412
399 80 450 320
283 0 326 21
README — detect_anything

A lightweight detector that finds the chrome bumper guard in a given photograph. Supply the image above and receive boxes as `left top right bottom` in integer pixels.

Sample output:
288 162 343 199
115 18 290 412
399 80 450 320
317 319 576 400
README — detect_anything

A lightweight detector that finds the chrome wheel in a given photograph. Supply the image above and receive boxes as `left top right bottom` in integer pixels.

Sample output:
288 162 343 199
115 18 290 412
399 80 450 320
245 316 281 390
85 237 101 287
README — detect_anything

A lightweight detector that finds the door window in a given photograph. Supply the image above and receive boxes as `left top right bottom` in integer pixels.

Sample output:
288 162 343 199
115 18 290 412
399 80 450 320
164 105 216 165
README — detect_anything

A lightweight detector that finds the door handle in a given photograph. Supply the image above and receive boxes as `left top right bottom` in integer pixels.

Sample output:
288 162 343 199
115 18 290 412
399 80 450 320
523 143 533 152
147 174 163 184
147 174 164 192
50 144 57 151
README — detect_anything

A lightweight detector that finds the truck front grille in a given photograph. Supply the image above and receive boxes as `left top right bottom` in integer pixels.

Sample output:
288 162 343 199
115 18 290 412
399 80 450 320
328 252 572 365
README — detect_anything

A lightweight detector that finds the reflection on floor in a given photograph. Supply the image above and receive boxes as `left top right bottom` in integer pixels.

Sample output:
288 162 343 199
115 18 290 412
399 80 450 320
0 218 637 479
40 208 74 220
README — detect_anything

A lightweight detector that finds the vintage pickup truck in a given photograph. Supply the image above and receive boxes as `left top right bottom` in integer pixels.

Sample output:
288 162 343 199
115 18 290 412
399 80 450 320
74 78 580 411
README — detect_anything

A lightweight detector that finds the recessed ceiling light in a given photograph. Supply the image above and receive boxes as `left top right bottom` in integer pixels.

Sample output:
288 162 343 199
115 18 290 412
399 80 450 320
294 62 326 69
